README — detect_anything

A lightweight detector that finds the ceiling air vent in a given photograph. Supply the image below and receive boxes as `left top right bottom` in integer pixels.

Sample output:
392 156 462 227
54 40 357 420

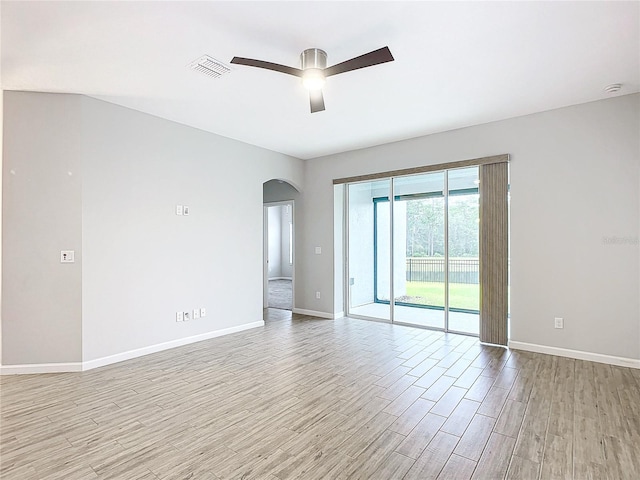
189 55 231 79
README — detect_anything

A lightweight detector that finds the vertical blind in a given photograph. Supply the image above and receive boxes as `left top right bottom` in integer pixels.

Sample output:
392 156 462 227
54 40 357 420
479 161 509 345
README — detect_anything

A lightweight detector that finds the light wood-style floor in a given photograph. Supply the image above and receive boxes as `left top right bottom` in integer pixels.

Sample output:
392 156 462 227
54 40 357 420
1 310 639 479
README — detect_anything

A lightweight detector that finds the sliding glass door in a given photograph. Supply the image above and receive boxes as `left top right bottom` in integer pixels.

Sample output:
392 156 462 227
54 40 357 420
447 167 479 334
392 172 446 329
346 167 480 335
347 179 390 321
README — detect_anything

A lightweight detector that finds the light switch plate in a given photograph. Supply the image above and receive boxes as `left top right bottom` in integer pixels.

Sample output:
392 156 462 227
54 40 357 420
183 206 190 216
176 312 184 322
200 307 206 317
193 308 200 319
315 246 321 254
60 250 75 263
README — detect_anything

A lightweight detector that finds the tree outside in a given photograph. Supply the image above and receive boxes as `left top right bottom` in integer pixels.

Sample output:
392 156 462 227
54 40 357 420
405 194 479 258
400 194 480 312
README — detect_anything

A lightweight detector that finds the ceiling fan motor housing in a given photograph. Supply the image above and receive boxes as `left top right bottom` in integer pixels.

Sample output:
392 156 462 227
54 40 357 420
301 48 327 70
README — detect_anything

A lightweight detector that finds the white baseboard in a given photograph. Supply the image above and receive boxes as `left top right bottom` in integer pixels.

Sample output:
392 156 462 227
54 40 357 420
83 321 265 371
509 341 640 369
0 321 265 375
0 362 83 375
292 308 339 319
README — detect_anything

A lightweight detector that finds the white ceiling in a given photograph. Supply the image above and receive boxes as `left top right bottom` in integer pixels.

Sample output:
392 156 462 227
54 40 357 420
2 1 638 159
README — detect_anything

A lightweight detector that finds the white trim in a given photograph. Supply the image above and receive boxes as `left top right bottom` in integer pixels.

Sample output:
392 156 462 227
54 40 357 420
480 341 509 349
0 321 265 375
0 362 83 375
263 200 295 207
334 311 345 319
509 341 640 369
268 277 292 281
83 321 264 371
263 205 269 308
293 308 338 319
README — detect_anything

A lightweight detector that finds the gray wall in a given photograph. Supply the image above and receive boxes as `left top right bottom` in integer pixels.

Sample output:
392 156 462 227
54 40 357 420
304 94 640 360
2 93 83 363
0 13 4 361
263 180 300 204
2 91 303 365
2 89 638 366
333 185 344 315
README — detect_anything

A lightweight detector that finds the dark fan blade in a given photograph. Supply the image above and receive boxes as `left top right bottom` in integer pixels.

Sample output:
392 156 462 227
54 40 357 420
309 90 325 113
230 57 303 77
324 46 394 77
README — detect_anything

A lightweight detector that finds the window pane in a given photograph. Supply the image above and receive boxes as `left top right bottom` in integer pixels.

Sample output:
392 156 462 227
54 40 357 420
347 179 390 321
392 172 445 329
448 167 480 334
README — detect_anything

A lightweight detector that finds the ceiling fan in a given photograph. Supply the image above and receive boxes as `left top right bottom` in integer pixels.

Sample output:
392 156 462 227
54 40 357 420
230 46 394 113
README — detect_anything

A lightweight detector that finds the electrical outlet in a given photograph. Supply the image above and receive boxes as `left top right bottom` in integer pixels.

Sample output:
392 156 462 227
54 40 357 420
554 317 564 329
176 312 184 322
200 307 206 317
315 291 321 299
193 308 200 319
184 311 190 321
176 205 183 216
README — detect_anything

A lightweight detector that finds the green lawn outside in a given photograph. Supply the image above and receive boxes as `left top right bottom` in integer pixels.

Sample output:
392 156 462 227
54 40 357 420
404 281 479 311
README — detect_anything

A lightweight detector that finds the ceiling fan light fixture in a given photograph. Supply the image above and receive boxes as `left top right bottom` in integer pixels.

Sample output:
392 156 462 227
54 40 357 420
231 46 393 112
302 68 326 90
301 48 327 91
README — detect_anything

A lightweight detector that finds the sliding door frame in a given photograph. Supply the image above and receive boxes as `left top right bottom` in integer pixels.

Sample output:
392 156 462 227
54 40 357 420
342 154 509 339
444 171 450 333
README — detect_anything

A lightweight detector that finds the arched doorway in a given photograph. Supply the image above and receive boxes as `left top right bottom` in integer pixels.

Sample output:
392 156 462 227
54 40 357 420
263 179 299 314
